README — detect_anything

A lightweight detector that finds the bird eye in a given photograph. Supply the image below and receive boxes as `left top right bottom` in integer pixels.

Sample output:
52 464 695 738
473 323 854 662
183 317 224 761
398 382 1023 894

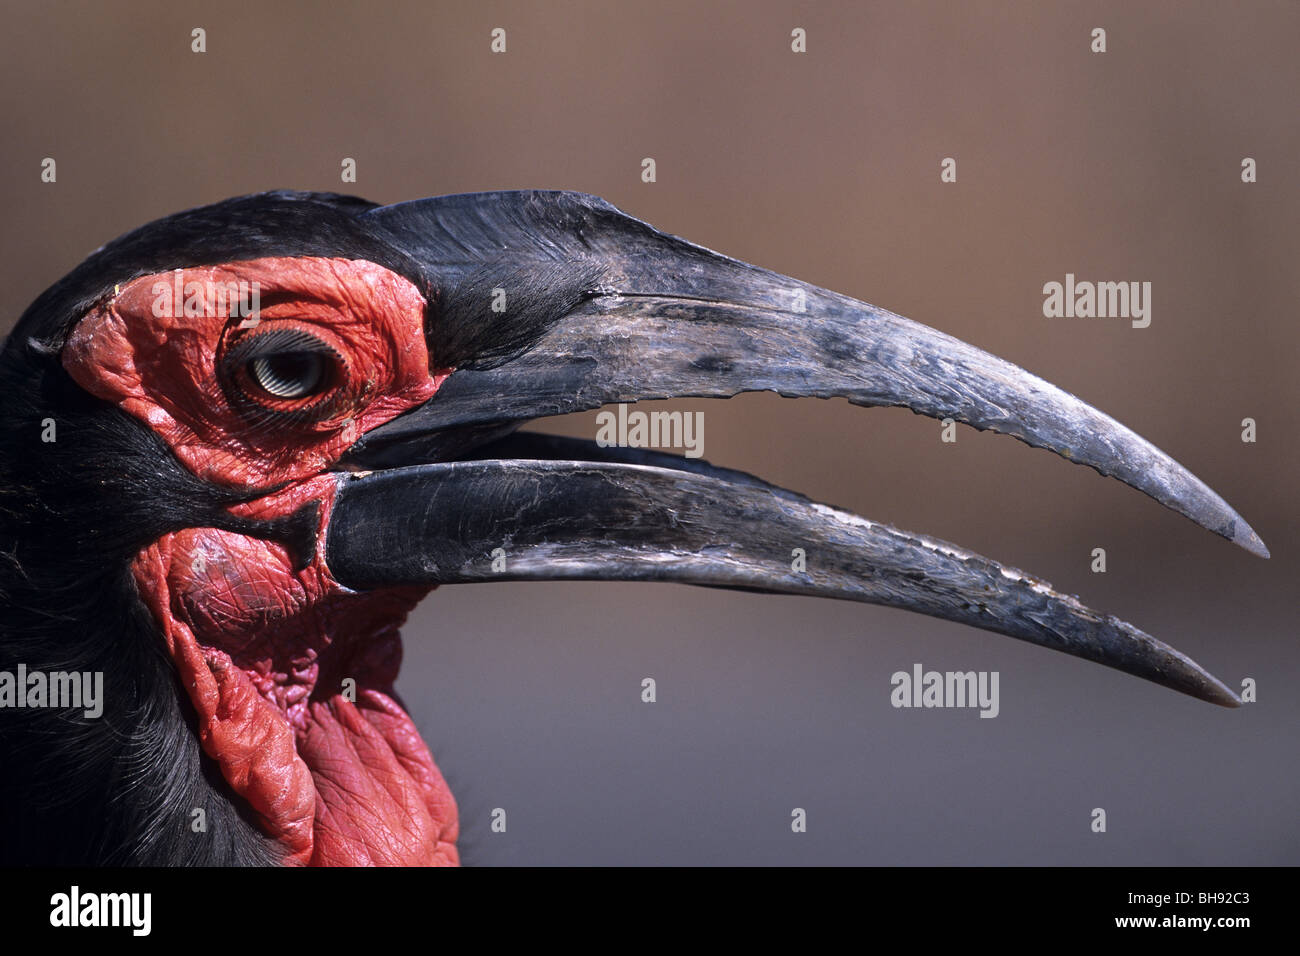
247 352 327 399
220 326 348 420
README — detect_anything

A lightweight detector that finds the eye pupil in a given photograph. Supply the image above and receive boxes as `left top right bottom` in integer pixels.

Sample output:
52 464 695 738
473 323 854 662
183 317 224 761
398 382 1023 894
248 352 325 399
222 327 345 418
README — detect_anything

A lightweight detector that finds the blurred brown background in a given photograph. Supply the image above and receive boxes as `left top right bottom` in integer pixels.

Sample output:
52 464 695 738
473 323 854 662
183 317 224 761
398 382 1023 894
2 1 1295 864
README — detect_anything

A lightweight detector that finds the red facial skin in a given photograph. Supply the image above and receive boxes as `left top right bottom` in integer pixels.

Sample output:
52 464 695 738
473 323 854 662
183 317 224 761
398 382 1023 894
63 258 460 865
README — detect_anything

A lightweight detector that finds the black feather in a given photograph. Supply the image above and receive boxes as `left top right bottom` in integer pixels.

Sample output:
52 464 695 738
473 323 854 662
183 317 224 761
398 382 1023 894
0 189 619 863
0 355 284 864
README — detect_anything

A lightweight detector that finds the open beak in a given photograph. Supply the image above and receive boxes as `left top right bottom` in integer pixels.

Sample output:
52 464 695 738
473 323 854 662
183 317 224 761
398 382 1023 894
327 190 1264 707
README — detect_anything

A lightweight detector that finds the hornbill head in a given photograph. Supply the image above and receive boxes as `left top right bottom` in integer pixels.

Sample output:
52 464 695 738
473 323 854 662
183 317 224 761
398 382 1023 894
0 190 1265 866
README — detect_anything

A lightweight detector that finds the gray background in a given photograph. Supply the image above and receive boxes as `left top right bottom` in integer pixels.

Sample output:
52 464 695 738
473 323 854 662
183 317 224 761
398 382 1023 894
2 1 1295 864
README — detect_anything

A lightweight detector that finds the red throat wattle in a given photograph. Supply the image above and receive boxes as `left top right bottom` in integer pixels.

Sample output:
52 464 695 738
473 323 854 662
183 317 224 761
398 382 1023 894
62 257 459 865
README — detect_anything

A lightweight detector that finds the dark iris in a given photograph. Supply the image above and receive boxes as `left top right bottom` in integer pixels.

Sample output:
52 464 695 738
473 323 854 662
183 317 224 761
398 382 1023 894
220 327 346 419
247 351 327 399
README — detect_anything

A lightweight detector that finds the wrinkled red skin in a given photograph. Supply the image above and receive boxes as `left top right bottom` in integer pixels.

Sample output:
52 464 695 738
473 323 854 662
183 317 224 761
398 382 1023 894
63 258 460 865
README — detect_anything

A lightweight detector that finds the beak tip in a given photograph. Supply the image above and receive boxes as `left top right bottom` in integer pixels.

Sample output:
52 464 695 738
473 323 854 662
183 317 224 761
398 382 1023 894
1209 685 1245 708
1236 527 1270 559
1189 667 1243 707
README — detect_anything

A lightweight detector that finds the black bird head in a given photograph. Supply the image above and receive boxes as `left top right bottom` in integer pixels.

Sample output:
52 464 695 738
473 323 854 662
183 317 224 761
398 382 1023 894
0 190 1266 865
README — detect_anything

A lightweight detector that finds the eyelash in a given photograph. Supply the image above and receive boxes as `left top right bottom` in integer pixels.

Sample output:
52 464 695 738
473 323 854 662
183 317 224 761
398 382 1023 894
218 326 351 426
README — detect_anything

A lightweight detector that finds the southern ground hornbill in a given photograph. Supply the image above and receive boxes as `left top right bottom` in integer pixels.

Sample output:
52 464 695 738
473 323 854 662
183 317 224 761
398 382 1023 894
0 190 1266 866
